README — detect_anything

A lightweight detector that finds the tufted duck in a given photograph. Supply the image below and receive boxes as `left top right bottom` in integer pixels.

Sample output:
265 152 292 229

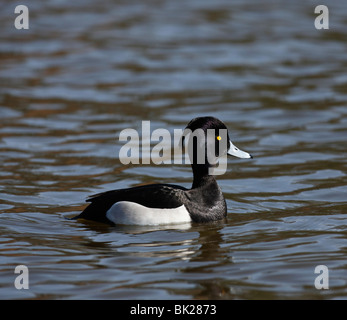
74 116 252 225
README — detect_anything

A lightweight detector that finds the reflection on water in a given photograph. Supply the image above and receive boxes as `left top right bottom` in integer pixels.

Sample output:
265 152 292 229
1 0 347 299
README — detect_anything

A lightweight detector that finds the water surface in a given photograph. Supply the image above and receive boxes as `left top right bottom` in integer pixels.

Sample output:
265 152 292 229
0 0 347 299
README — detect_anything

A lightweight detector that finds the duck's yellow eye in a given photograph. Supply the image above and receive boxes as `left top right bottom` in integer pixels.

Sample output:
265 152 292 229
216 136 222 141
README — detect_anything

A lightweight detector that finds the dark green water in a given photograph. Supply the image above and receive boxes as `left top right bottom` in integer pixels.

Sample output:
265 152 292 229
0 0 346 299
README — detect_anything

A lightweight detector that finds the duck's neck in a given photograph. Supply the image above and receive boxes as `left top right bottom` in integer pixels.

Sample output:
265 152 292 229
191 164 216 189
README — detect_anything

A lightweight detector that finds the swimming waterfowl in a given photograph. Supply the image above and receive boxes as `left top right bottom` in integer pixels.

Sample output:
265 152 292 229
74 116 252 225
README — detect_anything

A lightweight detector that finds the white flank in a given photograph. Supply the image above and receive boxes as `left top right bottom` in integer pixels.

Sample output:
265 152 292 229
106 201 192 226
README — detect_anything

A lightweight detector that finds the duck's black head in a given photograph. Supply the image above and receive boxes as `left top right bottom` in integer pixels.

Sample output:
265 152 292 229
182 116 252 176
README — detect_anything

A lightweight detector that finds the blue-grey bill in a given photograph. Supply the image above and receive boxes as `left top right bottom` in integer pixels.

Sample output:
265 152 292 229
227 141 253 159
